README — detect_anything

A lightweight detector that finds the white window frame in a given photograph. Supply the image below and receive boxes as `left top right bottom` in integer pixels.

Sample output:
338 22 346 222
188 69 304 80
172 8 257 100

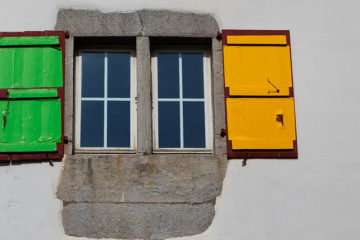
75 49 137 153
151 49 213 153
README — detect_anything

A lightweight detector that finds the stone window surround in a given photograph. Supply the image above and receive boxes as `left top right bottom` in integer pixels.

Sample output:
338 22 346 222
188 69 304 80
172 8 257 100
55 9 226 156
56 9 228 239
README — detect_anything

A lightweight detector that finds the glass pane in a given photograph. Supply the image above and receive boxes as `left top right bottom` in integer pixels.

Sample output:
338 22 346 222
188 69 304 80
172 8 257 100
108 52 130 98
158 53 179 98
107 101 130 147
183 102 205 148
82 52 104 97
158 102 180 148
182 53 204 98
81 101 104 147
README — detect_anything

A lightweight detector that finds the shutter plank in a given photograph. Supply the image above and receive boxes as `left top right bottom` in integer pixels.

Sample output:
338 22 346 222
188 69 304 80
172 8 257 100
8 89 58 98
227 35 287 45
0 47 62 88
0 36 59 46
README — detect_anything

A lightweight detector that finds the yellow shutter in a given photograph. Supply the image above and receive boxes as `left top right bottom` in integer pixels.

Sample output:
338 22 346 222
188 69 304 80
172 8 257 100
222 30 297 157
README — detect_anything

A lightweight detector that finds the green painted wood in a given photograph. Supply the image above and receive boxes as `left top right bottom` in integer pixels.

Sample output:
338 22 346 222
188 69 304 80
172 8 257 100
0 99 61 152
0 143 57 152
0 46 63 88
8 89 58 98
0 36 59 46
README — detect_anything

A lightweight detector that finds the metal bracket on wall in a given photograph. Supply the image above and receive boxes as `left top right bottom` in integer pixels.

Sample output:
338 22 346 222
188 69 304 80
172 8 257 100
220 128 227 137
216 31 222 41
242 153 248 167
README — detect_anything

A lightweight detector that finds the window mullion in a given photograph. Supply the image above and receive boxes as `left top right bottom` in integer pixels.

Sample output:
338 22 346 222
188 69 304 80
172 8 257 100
104 52 108 148
179 53 184 148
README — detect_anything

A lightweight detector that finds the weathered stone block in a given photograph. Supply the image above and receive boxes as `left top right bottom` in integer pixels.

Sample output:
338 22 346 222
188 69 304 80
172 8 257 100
63 202 215 240
56 9 142 36
57 154 227 203
55 9 219 37
138 10 219 37
136 36 152 154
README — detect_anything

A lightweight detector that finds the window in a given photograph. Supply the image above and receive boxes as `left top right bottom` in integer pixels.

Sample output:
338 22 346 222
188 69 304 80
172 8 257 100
152 50 213 152
75 49 136 152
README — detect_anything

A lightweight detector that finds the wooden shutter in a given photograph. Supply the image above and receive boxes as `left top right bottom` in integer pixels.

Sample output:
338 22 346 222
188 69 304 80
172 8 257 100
222 30 297 158
0 31 66 161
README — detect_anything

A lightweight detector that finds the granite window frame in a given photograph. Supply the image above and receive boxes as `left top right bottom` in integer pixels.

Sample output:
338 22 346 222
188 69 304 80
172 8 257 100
56 10 226 158
56 10 227 240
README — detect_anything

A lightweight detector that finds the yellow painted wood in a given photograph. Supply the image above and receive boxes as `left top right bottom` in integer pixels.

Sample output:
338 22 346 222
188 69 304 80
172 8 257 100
223 45 293 96
226 98 296 150
232 139 294 149
227 35 287 45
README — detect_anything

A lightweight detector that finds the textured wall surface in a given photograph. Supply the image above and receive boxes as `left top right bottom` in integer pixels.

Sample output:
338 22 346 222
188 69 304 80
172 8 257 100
1 1 360 240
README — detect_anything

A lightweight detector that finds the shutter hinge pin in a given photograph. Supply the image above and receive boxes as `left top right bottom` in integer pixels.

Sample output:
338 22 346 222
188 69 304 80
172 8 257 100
220 128 227 137
216 31 222 41
65 31 70 39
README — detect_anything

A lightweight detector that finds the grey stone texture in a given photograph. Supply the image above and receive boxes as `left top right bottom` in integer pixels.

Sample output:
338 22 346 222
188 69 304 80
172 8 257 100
57 154 226 203
56 8 226 240
212 38 227 156
63 202 215 240
137 10 219 37
63 36 74 155
56 9 219 37
136 37 152 154
56 9 142 36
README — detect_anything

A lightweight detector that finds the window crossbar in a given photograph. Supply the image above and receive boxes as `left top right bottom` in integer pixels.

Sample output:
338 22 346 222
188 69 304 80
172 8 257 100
158 98 204 102
81 97 131 101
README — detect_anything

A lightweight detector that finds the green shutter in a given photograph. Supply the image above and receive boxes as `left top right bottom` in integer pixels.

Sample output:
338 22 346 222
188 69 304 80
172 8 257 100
0 36 62 153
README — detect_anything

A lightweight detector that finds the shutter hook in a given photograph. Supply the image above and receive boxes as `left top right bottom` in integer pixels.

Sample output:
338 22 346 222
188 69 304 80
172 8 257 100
2 91 9 128
242 153 248 167
267 78 280 94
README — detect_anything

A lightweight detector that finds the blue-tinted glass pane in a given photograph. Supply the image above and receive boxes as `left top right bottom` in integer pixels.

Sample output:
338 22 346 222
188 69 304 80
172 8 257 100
81 101 104 147
182 53 204 98
158 102 180 148
108 52 130 98
107 101 130 147
183 102 205 148
82 52 104 97
158 53 179 98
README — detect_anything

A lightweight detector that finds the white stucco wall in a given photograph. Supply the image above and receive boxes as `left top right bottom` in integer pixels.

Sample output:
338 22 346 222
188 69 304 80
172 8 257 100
1 0 360 239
